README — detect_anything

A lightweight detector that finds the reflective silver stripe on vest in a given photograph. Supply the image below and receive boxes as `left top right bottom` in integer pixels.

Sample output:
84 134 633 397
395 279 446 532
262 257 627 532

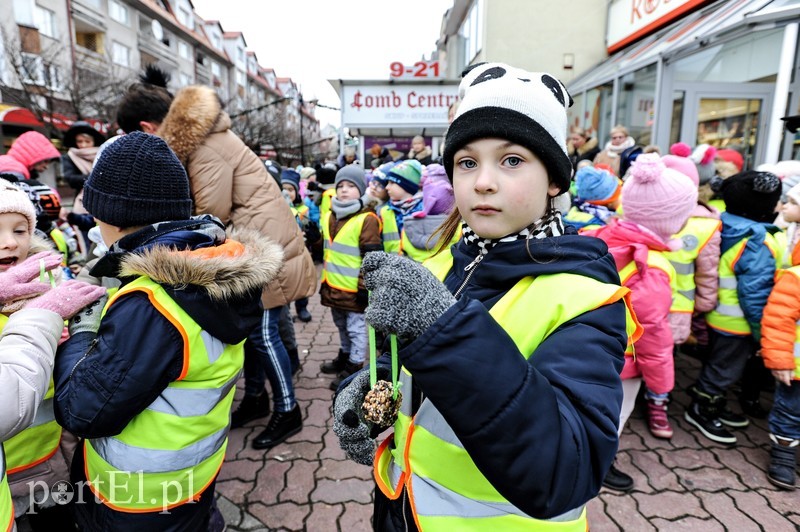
387 459 403 488
91 424 228 473
0 444 5 477
794 343 800 358
669 261 695 276
411 473 584 522
719 277 738 290
678 289 696 301
325 263 361 278
383 232 400 241
201 331 225 364
715 303 745 317
330 241 361 257
147 370 241 418
413 401 463 448
399 372 413 416
28 398 56 428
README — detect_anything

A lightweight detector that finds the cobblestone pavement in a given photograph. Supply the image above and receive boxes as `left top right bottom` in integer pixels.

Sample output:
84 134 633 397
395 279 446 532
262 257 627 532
218 295 799 531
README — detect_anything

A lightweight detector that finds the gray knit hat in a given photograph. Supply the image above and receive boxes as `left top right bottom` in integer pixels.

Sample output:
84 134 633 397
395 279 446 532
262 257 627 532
84 131 192 227
335 165 366 196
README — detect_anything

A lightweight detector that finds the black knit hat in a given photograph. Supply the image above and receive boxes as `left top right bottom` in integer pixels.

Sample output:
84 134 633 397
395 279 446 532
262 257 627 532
63 121 105 149
84 131 192 227
443 63 573 193
720 170 781 223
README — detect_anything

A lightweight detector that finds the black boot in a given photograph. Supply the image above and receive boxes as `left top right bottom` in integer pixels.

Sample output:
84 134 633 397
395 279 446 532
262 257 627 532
684 388 736 444
602 464 633 492
295 299 312 323
231 391 270 429
321 349 349 374
287 347 301 376
767 434 798 490
688 387 750 428
252 404 302 449
329 361 364 391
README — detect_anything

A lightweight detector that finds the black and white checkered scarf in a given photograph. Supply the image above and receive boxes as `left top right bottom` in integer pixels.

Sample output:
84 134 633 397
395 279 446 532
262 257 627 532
462 209 565 256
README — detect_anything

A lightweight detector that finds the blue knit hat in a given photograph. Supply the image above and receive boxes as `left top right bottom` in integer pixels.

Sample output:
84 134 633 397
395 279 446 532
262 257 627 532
84 131 192 227
386 160 422 194
281 168 301 195
372 161 396 186
575 165 621 205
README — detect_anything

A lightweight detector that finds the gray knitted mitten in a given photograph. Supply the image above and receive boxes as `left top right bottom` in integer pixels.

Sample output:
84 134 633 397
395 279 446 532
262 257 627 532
362 252 456 342
333 370 383 465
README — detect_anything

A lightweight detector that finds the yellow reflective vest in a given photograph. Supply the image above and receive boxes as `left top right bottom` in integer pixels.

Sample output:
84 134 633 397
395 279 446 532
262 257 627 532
373 250 642 531
708 199 726 213
1 449 11 532
379 205 401 254
399 218 460 263
50 227 68 266
663 217 721 313
84 276 244 513
706 233 780 336
290 203 309 222
321 211 379 293
0 315 63 477
319 188 336 222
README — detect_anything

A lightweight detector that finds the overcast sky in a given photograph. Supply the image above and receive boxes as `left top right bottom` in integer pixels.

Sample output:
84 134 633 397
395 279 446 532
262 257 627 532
190 0 455 128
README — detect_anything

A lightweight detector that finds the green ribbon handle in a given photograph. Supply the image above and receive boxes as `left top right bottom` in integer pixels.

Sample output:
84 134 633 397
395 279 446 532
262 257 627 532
367 292 401 401
39 259 56 288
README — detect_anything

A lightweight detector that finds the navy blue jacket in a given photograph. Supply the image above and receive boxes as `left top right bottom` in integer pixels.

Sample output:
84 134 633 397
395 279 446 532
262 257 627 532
379 230 626 522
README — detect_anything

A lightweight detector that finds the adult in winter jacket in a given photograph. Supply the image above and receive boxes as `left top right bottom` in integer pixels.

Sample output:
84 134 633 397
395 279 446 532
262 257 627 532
157 85 316 448
593 125 636 177
568 127 600 170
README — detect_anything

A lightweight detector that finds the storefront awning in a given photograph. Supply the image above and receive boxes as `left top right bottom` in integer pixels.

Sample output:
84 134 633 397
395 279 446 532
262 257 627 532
0 104 109 135
569 0 796 93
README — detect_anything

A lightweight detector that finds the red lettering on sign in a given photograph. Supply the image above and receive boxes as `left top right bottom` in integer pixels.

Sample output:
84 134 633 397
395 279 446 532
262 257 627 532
351 90 362 110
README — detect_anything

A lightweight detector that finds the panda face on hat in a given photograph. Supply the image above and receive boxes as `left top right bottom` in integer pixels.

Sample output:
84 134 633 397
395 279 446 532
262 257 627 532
443 62 573 193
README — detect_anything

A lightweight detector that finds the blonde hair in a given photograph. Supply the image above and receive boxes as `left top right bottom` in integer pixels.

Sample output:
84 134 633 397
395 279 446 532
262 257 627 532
570 126 588 139
610 125 629 138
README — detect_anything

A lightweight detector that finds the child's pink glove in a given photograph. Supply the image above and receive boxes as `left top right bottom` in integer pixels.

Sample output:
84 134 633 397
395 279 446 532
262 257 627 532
0 252 63 303
26 280 107 320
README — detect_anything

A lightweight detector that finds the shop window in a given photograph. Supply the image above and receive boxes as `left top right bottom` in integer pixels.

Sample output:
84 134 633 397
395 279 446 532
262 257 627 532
615 64 657 146
696 98 761 169
674 29 783 84
586 83 614 146
788 100 800 161
669 91 685 147
567 92 584 131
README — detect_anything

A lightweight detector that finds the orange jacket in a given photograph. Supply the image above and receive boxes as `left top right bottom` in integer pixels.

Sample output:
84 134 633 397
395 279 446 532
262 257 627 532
761 242 800 372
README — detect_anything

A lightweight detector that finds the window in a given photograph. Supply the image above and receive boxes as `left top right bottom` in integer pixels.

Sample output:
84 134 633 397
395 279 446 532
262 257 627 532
76 31 103 53
111 41 130 67
178 40 191 60
177 6 192 29
34 6 56 38
211 61 221 77
237 47 244 63
13 0 35 25
615 64 657 146
235 69 246 87
179 72 192 86
21 53 43 84
211 33 222 50
460 0 483 64
108 0 129 25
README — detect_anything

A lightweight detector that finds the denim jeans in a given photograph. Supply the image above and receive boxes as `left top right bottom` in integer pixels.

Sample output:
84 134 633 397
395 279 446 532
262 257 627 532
769 381 800 440
330 308 367 364
243 306 296 413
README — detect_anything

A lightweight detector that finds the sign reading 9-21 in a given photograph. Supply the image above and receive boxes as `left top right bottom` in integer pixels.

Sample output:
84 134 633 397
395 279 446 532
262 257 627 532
389 61 443 80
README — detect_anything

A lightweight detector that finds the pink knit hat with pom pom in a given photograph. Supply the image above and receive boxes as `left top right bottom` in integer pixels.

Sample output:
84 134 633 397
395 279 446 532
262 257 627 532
621 153 698 241
662 143 700 185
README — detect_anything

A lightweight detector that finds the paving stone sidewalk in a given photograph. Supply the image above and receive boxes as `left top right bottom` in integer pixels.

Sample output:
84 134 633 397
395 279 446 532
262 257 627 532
218 295 799 531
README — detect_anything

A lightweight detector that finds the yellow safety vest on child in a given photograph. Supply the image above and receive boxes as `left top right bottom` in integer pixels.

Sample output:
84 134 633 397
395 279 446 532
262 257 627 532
84 276 244 513
663 217 721 313
378 205 401 254
321 211 380 293
1 449 11 532
373 251 642 531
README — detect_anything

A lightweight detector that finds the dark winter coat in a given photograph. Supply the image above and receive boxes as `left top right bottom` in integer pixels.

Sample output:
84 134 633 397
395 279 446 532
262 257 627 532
53 218 283 531
372 229 627 529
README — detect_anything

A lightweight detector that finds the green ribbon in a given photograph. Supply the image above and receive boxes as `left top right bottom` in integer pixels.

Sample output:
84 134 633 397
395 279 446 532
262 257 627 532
39 259 56 288
368 292 400 401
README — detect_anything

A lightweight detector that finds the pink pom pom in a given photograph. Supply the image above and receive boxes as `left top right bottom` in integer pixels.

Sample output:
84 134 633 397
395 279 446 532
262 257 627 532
670 142 692 158
630 153 664 183
700 146 717 165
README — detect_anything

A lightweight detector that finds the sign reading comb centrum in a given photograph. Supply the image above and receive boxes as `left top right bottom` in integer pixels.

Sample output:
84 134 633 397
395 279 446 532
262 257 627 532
341 83 459 128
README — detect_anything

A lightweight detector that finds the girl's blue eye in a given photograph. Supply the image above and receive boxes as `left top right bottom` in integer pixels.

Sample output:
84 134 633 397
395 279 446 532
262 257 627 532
505 156 522 167
458 159 477 169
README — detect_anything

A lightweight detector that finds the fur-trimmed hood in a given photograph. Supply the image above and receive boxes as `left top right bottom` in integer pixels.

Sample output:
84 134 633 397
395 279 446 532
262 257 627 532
118 228 283 302
158 85 227 163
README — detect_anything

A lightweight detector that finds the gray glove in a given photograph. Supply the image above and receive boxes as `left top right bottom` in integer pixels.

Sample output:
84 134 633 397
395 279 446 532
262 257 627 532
333 369 385 466
362 252 456 342
68 294 108 336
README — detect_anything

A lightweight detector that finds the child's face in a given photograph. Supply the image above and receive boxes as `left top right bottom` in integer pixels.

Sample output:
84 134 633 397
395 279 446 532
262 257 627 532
369 180 389 201
75 133 95 149
32 160 51 173
336 180 360 201
282 183 297 202
0 213 31 271
386 181 411 201
453 138 559 239
783 197 800 223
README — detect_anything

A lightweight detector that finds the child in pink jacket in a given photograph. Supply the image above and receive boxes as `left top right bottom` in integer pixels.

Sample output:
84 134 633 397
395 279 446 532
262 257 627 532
585 154 697 491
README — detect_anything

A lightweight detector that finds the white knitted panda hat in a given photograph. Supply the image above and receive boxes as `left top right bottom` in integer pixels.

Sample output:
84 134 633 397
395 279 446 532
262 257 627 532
443 62 573 193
